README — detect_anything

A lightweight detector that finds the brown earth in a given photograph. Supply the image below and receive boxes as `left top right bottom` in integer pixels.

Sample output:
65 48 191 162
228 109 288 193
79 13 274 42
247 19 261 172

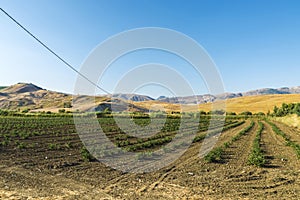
0 119 300 199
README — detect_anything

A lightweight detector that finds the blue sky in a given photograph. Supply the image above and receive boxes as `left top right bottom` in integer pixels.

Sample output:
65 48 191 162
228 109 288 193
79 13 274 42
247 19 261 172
1 0 300 98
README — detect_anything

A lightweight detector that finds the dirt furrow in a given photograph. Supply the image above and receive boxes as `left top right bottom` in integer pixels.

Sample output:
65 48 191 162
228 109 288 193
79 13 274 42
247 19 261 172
252 121 300 198
262 121 300 168
98 120 249 199
272 121 300 144
116 121 250 199
0 165 114 200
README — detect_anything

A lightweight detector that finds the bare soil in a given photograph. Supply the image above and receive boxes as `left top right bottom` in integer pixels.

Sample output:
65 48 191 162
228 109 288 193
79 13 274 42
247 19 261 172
0 119 300 199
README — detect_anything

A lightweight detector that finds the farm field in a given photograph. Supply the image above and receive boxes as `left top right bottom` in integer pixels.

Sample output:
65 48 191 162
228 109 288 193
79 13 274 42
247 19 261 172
0 116 300 199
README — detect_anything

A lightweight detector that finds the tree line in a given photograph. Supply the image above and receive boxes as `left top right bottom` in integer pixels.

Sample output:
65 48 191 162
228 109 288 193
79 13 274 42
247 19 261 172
272 103 300 117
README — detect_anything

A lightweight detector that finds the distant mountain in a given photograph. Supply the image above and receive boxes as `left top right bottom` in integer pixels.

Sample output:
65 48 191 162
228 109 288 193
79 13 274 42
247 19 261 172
0 83 69 110
157 87 300 104
0 83 299 112
0 83 146 112
242 88 289 96
1 83 43 93
156 95 216 104
107 93 154 102
109 86 300 104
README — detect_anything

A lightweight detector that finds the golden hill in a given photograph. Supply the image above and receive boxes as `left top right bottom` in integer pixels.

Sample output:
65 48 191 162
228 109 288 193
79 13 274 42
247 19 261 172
135 94 300 114
1 83 300 114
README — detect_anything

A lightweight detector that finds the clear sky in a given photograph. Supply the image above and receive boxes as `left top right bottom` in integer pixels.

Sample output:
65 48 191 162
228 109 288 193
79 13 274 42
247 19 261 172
1 0 300 98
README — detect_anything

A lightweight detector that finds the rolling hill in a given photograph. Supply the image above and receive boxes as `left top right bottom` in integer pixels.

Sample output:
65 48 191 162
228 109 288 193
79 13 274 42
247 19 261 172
0 83 146 113
156 86 300 104
134 94 300 114
0 82 299 114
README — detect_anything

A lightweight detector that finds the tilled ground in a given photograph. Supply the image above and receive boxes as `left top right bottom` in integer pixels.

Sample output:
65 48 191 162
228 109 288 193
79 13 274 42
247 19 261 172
0 119 300 199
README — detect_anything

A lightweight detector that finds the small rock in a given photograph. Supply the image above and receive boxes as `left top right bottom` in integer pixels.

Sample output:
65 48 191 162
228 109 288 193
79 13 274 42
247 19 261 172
188 172 194 176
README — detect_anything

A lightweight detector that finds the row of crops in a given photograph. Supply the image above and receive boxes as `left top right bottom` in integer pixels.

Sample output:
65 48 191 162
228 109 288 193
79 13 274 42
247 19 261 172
204 121 255 162
267 120 300 158
204 120 300 166
1 115 299 164
0 116 245 154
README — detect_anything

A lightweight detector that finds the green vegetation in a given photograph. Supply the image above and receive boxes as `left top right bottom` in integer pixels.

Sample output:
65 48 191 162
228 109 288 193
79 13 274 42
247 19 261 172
231 121 254 142
81 147 95 162
205 121 254 163
63 101 72 108
193 120 245 143
248 122 266 167
48 143 59 150
272 103 300 117
267 120 300 158
0 114 248 159
58 109 66 113
239 111 253 116
15 141 26 149
204 147 224 162
136 151 154 160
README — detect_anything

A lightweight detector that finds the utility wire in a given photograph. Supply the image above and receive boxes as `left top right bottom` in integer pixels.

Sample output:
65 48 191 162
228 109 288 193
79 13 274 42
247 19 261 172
0 8 111 95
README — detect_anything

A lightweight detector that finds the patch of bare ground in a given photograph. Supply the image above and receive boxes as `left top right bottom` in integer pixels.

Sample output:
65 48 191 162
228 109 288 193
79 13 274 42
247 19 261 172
0 165 114 200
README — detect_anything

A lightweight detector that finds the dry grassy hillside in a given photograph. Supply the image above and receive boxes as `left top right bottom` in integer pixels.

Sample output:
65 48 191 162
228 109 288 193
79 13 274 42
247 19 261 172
0 83 147 113
1 83 300 114
135 94 300 114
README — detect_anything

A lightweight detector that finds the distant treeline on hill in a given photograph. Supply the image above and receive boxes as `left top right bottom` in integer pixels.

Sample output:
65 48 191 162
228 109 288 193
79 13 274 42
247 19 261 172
272 103 300 117
0 103 299 118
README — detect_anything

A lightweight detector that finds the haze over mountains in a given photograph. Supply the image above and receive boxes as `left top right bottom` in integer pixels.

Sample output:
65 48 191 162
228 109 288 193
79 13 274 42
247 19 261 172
157 86 300 104
101 86 300 104
0 82 300 112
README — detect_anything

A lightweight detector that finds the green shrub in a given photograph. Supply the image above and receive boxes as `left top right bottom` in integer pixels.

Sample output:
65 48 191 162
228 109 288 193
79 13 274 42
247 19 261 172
80 147 94 162
63 101 72 108
48 143 60 150
58 109 66 113
240 111 253 116
15 141 26 149
204 147 223 162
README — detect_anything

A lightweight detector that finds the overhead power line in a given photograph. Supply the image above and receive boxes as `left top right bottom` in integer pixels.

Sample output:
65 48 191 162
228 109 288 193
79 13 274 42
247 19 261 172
0 8 111 95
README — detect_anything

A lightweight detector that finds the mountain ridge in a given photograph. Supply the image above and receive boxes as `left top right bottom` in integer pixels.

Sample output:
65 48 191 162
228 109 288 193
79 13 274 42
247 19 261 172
0 83 299 112
154 86 300 104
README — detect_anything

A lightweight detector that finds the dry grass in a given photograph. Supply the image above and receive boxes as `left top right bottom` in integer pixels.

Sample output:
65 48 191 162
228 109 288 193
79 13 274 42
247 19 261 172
217 94 300 113
274 114 300 129
136 94 300 114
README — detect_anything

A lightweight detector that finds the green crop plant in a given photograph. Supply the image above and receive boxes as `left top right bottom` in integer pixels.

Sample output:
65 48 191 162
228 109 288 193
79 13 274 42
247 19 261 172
267 120 300 159
80 147 95 162
204 147 224 162
248 122 265 167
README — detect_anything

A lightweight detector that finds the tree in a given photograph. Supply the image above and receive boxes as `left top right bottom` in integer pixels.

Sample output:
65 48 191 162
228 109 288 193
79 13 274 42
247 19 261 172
240 111 252 116
63 101 72 108
58 109 66 113
226 112 236 116
254 112 265 116
292 103 300 116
